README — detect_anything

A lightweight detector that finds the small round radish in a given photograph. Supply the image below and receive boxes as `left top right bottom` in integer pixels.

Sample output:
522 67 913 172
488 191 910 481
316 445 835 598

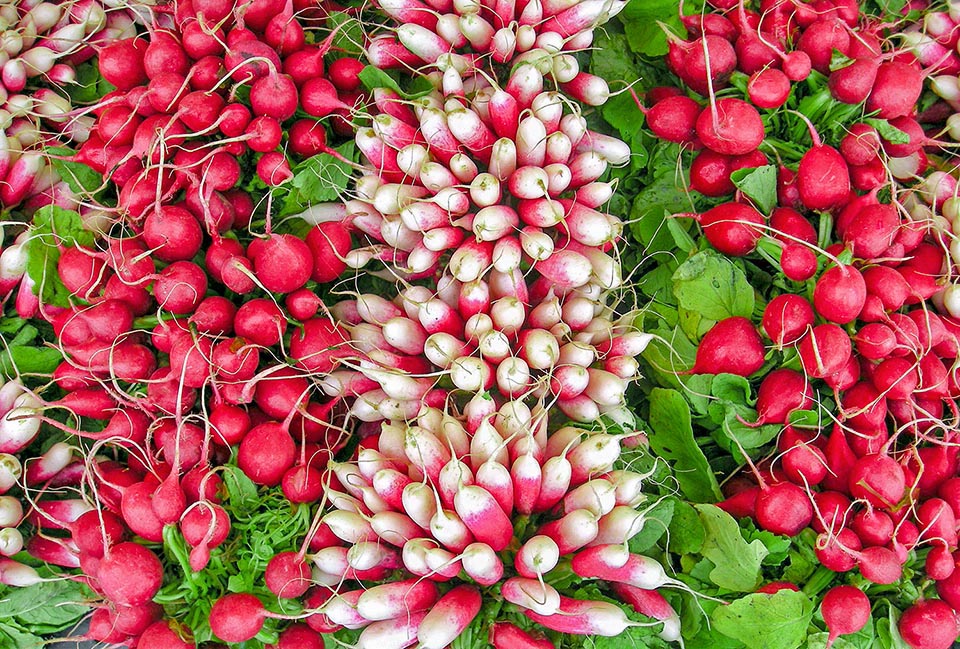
209 593 267 643
695 99 765 156
797 324 852 379
762 294 815 346
697 202 765 256
755 482 813 536
689 317 765 376
821 585 871 647
98 542 163 606
748 68 791 109
898 599 959 649
813 265 866 324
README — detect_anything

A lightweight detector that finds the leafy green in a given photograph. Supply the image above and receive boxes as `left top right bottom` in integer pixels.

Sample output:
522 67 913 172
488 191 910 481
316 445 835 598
668 500 706 555
45 147 103 196
24 206 96 308
673 251 755 322
647 388 722 503
712 590 815 649
358 65 405 95
731 166 778 215
0 580 91 634
629 497 675 553
695 504 768 591
280 141 357 214
326 12 365 57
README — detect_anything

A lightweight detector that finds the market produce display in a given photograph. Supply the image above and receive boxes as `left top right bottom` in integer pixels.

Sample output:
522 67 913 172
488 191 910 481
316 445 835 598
4 0 960 647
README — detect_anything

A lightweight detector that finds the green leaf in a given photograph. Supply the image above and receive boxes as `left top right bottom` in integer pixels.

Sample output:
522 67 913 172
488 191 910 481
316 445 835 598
673 251 755 322
712 590 814 649
620 0 696 56
0 622 43 649
647 389 723 503
668 500 706 555
222 464 259 513
358 65 404 95
281 141 357 212
67 61 115 104
731 166 778 215
326 12 364 57
0 346 62 377
24 206 96 308
46 146 102 196
695 504 768 591
629 497 675 553
0 580 91 632
865 118 910 145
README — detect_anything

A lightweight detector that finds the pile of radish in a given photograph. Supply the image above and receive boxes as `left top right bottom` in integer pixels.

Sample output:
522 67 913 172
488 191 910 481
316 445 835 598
6 0 960 647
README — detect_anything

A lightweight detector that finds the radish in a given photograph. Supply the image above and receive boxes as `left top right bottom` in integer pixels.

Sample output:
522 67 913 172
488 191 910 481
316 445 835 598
237 422 296 486
695 99 765 156
643 95 701 144
416 585 482 649
813 265 867 324
898 599 959 649
797 324 852 379
98 542 163 606
866 61 924 120
265 551 312 599
755 482 813 536
821 585 871 648
210 593 267 643
762 294 815 346
696 202 765 256
489 622 554 649
848 454 905 509
666 35 738 96
524 596 635 636
688 316 765 376
748 68 791 109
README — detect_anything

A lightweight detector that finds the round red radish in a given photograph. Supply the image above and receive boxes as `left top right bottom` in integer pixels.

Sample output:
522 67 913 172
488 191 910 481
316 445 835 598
899 599 959 649
762 294 815 346
250 73 299 122
209 593 267 643
289 317 349 374
850 509 895 546
265 551 311 598
143 206 203 263
866 61 924 120
237 422 296 486
748 68 791 109
821 585 870 646
645 95 701 144
858 545 903 584
755 482 813 536
98 38 148 91
689 317 765 376
698 202 765 256
797 324 852 379
690 150 735 196
816 528 861 571
695 99 765 156
813 265 866 324
780 244 818 281
782 443 828 486
828 58 880 105
848 454 906 509
253 234 313 294
840 124 882 167
235 298 287 347
98 542 163 606
797 145 850 211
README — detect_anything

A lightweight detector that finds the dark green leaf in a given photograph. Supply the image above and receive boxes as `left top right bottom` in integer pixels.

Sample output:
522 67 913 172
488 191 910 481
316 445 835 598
222 465 259 513
0 346 62 377
696 504 768 591
46 146 102 196
712 590 814 649
647 389 722 503
669 500 706 554
326 12 365 57
1 580 91 632
865 118 910 145
731 166 778 215
282 141 357 212
0 622 43 649
24 206 95 308
629 497 675 553
673 251 755 322
358 65 404 95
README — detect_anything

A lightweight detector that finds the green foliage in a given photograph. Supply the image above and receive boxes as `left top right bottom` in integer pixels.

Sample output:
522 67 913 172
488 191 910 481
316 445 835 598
24 206 96 308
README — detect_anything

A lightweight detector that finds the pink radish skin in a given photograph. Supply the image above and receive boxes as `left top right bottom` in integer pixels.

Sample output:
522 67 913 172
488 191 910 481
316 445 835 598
355 578 439 621
571 545 672 590
524 596 635 636
866 61 924 120
821 585 870 648
695 99 765 156
755 482 813 536
748 68 791 109
490 622 554 649
899 600 959 649
98 542 163 606
265 551 311 599
697 202 765 256
690 317 765 376
798 324 852 379
813 266 867 324
416 585 483 649
210 593 266 643
762 294 815 346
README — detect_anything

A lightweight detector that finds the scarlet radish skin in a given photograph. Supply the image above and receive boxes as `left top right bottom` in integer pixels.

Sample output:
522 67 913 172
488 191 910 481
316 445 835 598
821 585 871 647
97 542 163 606
698 202 765 256
690 317 765 376
209 593 267 643
695 99 765 156
898 599 959 649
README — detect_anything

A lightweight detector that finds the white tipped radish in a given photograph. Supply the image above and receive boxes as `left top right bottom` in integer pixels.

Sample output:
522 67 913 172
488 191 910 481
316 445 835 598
509 165 550 199
430 508 474 552
497 357 532 395
502 577 561 615
516 116 548 168
0 407 40 454
470 416 510 470
0 496 22 527
450 356 494 392
571 545 675 590
424 332 469 369
397 144 430 178
520 227 555 261
469 172 502 207
488 89 520 139
0 454 21 494
417 585 483 649
402 482 440 531
454 484 514 550
535 455 573 512
524 596 634 636
515 535 560 579
474 205 520 242
461 541 504 585
563 479 618 517
538 508 599 553
506 64 544 108
397 24 453 63
512 452 543 514
492 26 518 62
357 578 439 622
348 542 399 571
0 559 40 587
584 369 627 407
439 458 475 507
475 459 515 515
536 250 592 289
489 137 518 180
0 528 23 557
592 506 647 546
371 511 424 547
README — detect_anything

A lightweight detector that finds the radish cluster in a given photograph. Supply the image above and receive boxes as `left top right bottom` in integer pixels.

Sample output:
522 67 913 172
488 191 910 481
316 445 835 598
303 419 681 646
0 1 138 211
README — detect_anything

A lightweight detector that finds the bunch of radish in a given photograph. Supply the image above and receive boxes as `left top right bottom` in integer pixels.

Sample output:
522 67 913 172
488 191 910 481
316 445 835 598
286 417 682 647
365 0 622 107
0 0 139 211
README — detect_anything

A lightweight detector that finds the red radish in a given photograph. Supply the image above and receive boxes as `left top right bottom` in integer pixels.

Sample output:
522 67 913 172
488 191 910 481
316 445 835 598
813 265 867 324
848 454 905 509
815 528 861 572
821 585 871 648
301 78 352 118
866 61 924 120
689 317 765 376
71 510 126 558
489 622 553 649
210 593 267 643
755 482 813 536
416 585 483 649
98 542 163 606
797 18 850 73
695 99 765 156
98 38 148 91
840 124 882 167
781 443 828 486
523 595 635 636
237 422 296 486
136 620 194 649
143 205 203 262
235 298 287 347
798 324 852 379
690 150 735 197
762 294 815 346
643 95 701 143
253 234 313 294
306 222 351 283
696 202 765 256
752 369 813 425
828 59 880 105
748 68 791 109
667 35 738 96
289 317 349 373
265 551 311 598
858 545 903 584
780 244 818 281
251 73 299 122
356 578 439 621
257 152 293 186
898 599 959 649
